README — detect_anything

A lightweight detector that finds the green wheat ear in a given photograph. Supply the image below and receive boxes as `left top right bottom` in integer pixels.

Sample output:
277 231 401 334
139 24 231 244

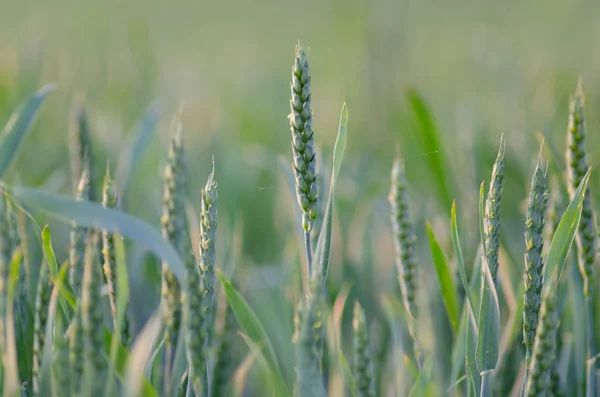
293 276 327 397
565 78 598 393
199 164 218 320
484 136 505 284
353 302 375 397
160 115 187 386
290 43 318 273
523 155 549 368
210 291 236 397
566 78 597 295
69 158 91 297
32 258 51 394
388 155 418 320
0 191 11 355
525 291 560 396
102 167 131 346
69 103 95 199
53 313 70 397
81 231 106 396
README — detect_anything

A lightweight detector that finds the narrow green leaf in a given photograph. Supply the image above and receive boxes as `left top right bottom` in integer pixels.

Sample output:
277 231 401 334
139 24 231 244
451 202 478 331
106 233 131 397
37 287 59 397
239 334 289 397
3 249 22 396
426 222 460 332
544 168 591 290
478 182 486 257
115 100 164 200
7 185 185 281
475 249 501 374
313 102 348 281
0 84 54 178
41 226 73 318
42 229 157 397
217 271 288 396
125 311 163 397
406 89 453 211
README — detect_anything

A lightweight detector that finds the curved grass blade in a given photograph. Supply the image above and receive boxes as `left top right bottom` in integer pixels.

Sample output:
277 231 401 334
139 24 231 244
6 185 185 281
115 100 165 199
217 271 288 396
544 169 591 288
106 233 132 397
43 229 158 397
476 185 500 379
0 84 54 179
426 222 459 332
451 202 478 330
406 89 453 211
240 333 289 397
41 226 74 319
3 249 22 396
37 286 59 397
125 311 163 397
313 102 348 281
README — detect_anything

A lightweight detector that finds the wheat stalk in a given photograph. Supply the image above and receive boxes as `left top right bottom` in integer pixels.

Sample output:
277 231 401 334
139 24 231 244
52 315 70 397
32 259 51 394
485 137 505 284
81 231 106 395
0 191 11 355
353 302 375 397
289 43 318 274
161 117 187 386
69 103 95 199
102 168 131 346
523 155 548 368
210 293 235 397
565 78 598 392
525 291 559 396
69 159 91 297
294 276 327 397
389 155 418 320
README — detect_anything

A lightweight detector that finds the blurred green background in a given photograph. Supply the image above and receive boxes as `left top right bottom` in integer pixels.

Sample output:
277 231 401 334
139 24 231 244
2 1 600 390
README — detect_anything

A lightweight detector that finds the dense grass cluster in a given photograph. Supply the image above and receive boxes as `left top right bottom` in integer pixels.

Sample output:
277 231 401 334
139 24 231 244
0 42 597 397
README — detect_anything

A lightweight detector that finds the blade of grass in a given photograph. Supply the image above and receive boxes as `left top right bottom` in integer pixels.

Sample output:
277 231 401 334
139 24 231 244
115 100 165 203
0 84 54 178
239 333 289 397
425 222 460 332
544 169 591 286
217 271 288 396
37 286 59 397
406 89 453 211
6 185 185 281
451 201 478 330
313 102 348 281
3 249 22 397
125 311 163 397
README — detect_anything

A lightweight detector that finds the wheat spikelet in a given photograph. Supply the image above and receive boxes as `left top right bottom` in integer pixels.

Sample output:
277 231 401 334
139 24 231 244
32 259 51 394
81 232 106 395
102 168 131 346
353 302 375 397
289 43 318 272
523 156 548 367
388 156 418 320
485 138 505 283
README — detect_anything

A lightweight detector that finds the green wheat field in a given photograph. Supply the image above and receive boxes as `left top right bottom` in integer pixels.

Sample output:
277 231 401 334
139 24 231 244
1 1 600 396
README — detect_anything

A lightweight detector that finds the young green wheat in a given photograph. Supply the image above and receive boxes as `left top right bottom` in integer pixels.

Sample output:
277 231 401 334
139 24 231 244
289 43 318 273
353 302 375 397
484 137 505 284
523 156 549 368
81 232 106 396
